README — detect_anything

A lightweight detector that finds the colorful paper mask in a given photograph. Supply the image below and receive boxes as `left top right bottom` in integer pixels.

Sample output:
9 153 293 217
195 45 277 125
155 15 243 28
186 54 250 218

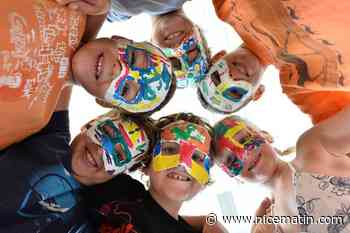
198 59 257 113
83 115 149 175
152 121 212 185
214 116 266 176
162 26 210 88
104 39 173 113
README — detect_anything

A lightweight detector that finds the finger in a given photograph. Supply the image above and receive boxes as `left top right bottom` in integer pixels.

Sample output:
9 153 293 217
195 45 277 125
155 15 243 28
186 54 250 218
255 198 272 217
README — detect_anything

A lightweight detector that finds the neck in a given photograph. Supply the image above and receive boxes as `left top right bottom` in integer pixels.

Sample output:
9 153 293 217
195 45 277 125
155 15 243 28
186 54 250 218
149 186 183 220
263 158 286 189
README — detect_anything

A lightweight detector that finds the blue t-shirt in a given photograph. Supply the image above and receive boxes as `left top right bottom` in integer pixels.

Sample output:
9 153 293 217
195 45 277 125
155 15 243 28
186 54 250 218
0 111 93 233
107 0 189 22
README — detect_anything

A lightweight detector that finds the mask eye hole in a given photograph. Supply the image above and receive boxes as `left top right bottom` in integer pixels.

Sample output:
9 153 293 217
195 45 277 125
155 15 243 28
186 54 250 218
115 143 127 162
210 70 221 86
161 141 179 155
102 124 116 138
192 150 205 164
169 57 182 71
188 47 200 64
120 80 140 101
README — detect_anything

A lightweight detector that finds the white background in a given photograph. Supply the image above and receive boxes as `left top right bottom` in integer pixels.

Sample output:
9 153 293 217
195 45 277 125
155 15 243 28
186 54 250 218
69 0 312 232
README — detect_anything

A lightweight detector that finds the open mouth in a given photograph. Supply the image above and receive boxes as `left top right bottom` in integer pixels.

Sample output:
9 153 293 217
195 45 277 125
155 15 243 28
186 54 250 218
167 171 192 182
95 53 104 80
225 87 248 102
248 152 262 172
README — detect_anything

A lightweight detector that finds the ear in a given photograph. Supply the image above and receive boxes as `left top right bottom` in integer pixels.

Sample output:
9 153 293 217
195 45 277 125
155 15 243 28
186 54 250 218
142 165 151 176
252 85 265 101
210 50 227 65
95 98 115 108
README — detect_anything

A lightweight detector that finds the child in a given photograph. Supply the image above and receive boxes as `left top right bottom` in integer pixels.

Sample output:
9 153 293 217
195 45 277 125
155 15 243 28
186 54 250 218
200 0 350 124
212 112 350 233
82 113 228 233
198 47 265 113
106 0 211 88
0 108 155 232
151 10 210 88
0 0 175 150
70 110 155 186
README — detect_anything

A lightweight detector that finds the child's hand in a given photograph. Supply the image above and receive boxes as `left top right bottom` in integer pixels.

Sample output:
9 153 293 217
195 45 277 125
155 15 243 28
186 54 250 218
56 0 111 15
251 198 274 233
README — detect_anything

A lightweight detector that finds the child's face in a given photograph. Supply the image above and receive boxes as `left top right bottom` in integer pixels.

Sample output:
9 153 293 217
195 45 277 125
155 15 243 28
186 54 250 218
148 121 212 202
152 13 210 88
70 116 149 185
198 49 264 113
72 37 173 113
214 116 278 183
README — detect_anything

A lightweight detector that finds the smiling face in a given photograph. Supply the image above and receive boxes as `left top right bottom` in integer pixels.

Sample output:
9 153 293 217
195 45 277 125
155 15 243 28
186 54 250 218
152 12 210 88
214 116 278 183
148 120 212 202
72 37 173 113
71 115 150 185
198 49 264 113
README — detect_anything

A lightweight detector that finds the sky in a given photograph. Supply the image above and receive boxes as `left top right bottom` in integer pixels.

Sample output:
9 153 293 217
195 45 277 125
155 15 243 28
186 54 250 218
68 1 313 232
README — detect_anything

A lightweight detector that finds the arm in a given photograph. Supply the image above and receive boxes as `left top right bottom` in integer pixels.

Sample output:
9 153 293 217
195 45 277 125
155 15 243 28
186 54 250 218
183 216 229 233
56 0 110 43
55 85 73 111
81 13 107 44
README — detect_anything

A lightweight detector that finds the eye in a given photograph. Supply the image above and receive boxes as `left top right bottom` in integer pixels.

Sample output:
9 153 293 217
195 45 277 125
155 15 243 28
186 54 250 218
188 47 200 64
169 57 182 71
161 142 179 155
192 151 205 163
239 137 247 144
121 82 130 98
210 70 221 86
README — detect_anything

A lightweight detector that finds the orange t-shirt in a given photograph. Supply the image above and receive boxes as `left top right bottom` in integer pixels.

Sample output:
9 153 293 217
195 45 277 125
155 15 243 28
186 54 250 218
0 0 86 149
213 0 350 124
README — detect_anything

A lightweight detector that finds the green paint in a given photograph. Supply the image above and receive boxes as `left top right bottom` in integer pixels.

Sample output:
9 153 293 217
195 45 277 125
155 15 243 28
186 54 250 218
171 124 205 143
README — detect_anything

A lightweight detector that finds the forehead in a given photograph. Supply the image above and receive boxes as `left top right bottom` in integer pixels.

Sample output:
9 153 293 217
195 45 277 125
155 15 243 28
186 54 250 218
215 117 258 138
161 121 211 153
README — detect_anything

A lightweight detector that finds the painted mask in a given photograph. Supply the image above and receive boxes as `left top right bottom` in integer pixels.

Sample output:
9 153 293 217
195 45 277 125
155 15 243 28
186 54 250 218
152 121 212 185
198 59 256 113
162 26 209 88
104 39 173 113
214 116 266 176
83 115 149 175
